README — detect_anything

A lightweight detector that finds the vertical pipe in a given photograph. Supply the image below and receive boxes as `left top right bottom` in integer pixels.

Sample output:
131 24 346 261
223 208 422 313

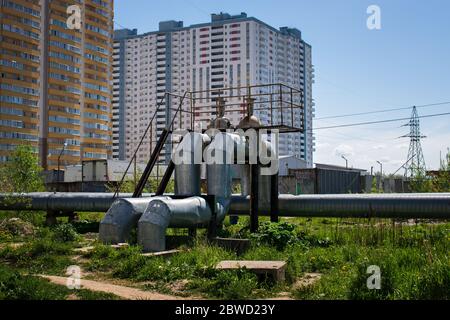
280 84 283 125
270 173 279 223
190 92 194 130
270 93 274 126
250 164 259 233
290 87 294 127
133 156 137 189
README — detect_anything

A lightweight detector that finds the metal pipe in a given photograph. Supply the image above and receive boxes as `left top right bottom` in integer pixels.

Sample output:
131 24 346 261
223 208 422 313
99 197 169 244
229 194 450 219
204 132 240 222
139 197 211 252
173 132 210 196
136 132 211 251
1 193 449 219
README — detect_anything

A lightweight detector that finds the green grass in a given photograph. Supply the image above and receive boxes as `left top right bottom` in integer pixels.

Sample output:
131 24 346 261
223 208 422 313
0 264 119 300
0 212 448 300
0 225 80 275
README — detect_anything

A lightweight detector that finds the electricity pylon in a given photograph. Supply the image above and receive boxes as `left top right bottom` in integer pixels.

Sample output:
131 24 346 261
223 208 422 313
400 106 427 178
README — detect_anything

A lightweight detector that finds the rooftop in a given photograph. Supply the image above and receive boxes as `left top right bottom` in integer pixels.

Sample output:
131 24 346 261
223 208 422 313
114 12 305 42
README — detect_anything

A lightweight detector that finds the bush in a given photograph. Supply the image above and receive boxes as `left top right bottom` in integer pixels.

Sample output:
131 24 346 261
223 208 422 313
0 218 35 238
71 220 100 234
52 223 80 242
0 144 45 194
251 222 298 250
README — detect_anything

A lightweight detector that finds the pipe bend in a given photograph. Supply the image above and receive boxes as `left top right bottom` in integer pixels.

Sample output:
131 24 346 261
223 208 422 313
138 196 212 252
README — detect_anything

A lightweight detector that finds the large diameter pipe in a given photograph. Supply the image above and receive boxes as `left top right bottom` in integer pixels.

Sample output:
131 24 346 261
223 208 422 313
229 194 450 219
139 197 211 252
0 193 153 212
174 132 210 196
1 193 449 219
205 132 242 222
99 197 169 244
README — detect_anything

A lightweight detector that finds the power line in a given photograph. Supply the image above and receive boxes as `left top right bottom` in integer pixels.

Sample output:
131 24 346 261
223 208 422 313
315 101 450 121
113 20 129 30
403 106 427 177
310 111 450 131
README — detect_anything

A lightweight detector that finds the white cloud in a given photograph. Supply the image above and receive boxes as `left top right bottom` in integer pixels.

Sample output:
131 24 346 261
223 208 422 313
373 144 386 150
316 142 331 149
334 144 354 157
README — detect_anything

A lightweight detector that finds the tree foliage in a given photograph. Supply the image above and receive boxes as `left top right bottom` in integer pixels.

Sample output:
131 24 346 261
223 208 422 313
410 149 450 193
0 145 45 193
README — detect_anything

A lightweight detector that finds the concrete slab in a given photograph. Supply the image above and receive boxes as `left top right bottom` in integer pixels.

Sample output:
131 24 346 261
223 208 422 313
216 260 287 282
73 243 129 253
141 249 181 258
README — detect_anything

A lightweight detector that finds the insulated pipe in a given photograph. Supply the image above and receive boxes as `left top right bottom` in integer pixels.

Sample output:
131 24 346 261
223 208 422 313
137 132 211 250
173 132 210 196
204 132 246 222
138 197 211 252
1 193 449 219
228 194 450 219
0 192 140 212
258 139 278 211
99 196 170 244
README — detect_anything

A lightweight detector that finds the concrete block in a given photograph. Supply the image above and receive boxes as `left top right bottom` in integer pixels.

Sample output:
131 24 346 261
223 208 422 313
216 260 286 282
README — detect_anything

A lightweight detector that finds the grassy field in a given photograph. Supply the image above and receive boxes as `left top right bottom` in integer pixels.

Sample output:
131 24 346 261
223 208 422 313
0 211 448 300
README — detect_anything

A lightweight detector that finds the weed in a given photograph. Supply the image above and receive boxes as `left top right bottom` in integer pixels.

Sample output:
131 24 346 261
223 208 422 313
188 269 259 300
52 223 80 242
250 221 298 250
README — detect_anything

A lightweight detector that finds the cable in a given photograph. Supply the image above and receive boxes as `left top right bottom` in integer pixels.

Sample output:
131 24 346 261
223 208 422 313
113 20 129 30
310 111 450 131
315 101 450 121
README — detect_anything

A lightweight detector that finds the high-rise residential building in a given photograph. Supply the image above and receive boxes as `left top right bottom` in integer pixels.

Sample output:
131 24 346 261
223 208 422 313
113 12 315 166
0 0 114 169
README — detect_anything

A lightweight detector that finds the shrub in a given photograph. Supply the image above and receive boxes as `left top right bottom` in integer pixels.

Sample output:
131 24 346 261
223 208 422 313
0 218 35 238
71 220 100 234
250 222 298 250
52 223 80 243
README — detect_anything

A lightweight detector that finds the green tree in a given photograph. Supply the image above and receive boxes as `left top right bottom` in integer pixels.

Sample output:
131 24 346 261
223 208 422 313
434 149 450 192
106 175 174 194
409 149 450 193
0 145 45 193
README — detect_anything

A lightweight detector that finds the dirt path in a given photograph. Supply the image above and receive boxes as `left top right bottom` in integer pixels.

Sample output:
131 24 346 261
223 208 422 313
40 275 184 300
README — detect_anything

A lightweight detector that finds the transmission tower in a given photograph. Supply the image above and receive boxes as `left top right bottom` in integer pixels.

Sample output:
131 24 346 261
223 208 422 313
401 106 427 178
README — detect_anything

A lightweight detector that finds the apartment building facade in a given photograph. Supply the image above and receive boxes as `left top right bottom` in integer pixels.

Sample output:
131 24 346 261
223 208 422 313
113 12 315 166
0 0 114 169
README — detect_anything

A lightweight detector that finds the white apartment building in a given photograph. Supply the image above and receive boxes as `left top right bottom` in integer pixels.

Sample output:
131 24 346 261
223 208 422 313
112 12 315 166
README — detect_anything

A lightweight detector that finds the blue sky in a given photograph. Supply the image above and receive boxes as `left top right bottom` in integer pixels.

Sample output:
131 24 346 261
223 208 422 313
115 0 450 173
